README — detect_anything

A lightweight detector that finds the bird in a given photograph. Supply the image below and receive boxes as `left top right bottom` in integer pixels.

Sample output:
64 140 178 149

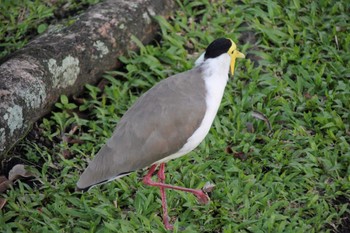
77 38 245 230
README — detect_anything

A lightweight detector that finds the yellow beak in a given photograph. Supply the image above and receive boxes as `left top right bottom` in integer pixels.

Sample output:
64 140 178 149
230 50 245 75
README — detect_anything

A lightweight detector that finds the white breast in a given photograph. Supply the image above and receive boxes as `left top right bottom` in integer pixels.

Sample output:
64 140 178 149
155 53 230 164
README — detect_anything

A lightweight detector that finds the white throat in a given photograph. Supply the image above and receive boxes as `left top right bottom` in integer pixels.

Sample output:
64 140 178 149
155 53 231 164
201 53 230 115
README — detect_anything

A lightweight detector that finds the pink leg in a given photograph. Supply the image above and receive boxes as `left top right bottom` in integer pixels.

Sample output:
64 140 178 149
143 163 210 230
143 163 210 204
157 163 173 230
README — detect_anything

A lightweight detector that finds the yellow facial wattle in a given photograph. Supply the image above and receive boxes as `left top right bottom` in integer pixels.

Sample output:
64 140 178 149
229 50 245 75
227 39 245 75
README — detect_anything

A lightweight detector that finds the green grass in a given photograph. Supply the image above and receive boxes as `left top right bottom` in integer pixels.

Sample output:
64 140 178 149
1 0 350 232
0 0 101 60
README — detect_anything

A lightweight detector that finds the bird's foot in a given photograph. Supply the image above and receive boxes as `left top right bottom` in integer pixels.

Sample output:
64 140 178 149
193 189 210 204
163 217 174 231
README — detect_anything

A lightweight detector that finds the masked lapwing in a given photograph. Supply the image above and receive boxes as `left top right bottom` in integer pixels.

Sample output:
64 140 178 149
77 38 245 230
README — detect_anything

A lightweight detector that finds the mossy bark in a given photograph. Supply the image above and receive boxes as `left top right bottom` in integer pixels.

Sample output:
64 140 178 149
0 0 176 160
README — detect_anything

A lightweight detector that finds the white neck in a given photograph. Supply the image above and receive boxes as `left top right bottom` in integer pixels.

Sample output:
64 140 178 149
201 53 230 126
171 54 230 156
202 53 230 89
154 53 231 164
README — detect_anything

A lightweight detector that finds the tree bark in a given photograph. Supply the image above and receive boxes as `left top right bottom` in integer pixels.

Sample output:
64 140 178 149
0 0 176 160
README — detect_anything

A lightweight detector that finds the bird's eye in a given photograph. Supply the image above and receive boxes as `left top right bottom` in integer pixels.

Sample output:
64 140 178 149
231 50 234 54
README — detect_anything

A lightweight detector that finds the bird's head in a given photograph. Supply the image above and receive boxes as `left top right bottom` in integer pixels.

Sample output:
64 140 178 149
202 38 245 75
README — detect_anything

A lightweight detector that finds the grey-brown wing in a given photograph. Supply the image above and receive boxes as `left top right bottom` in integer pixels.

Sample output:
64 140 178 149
77 67 207 190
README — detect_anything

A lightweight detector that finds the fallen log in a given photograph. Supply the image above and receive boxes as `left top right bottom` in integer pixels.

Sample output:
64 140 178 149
0 0 176 160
